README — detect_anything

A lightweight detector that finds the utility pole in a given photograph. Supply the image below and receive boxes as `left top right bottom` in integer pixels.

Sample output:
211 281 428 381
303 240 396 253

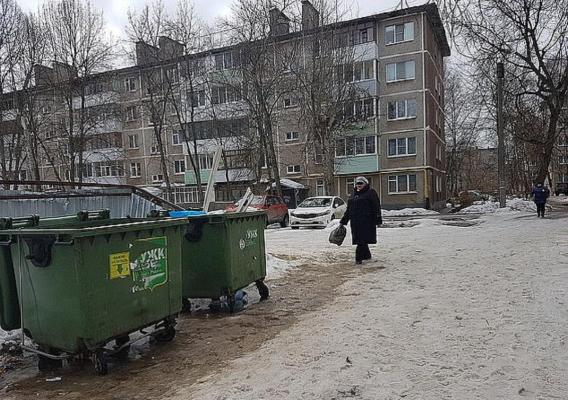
497 62 506 207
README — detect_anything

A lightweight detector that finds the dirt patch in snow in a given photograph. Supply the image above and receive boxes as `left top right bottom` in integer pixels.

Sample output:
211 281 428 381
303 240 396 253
1 257 366 399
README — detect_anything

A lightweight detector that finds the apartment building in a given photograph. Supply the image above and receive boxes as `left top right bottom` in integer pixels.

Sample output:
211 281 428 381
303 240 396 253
0 2 450 209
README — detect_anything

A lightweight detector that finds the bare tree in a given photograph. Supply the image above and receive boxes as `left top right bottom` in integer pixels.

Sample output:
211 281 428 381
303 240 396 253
126 0 176 199
219 0 298 196
444 62 483 195
41 0 115 186
450 0 568 184
163 0 208 202
0 0 26 187
292 10 364 195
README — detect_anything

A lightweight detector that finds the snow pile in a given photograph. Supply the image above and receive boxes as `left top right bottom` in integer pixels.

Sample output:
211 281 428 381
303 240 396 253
461 198 536 214
265 253 297 280
382 208 439 217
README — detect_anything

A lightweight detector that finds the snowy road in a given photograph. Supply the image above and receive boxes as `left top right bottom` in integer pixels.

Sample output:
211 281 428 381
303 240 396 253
1 207 567 399
179 212 568 399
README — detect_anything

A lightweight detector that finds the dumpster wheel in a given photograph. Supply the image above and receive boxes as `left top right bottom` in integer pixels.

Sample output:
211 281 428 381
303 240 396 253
154 324 176 343
38 354 63 372
256 279 270 301
92 350 108 376
112 335 131 359
182 297 192 313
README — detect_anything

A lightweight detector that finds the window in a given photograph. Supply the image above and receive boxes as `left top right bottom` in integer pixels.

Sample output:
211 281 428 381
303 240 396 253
166 67 179 83
285 131 299 141
188 89 206 107
125 106 138 122
125 77 137 92
287 165 301 174
388 137 416 157
130 162 141 178
211 85 242 105
128 134 139 149
436 144 443 160
388 174 417 193
150 140 160 154
172 131 182 145
314 145 324 164
316 179 325 196
559 156 568 165
385 22 414 45
340 98 375 120
283 97 299 108
174 159 186 174
436 176 442 193
338 61 374 83
152 174 164 183
214 51 240 71
353 61 374 81
559 173 568 183
199 154 214 170
82 161 124 178
387 99 417 120
336 136 376 157
86 82 104 95
349 27 373 45
346 179 354 194
386 61 415 82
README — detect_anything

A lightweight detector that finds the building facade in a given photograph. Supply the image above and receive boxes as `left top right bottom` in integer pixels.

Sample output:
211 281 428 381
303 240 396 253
0 2 450 209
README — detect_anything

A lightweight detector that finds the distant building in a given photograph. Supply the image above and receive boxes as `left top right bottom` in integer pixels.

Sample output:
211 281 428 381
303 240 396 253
0 2 450 209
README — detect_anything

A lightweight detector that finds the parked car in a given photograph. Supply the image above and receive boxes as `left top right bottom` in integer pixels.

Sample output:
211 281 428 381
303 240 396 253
289 196 347 229
226 195 289 227
556 182 568 196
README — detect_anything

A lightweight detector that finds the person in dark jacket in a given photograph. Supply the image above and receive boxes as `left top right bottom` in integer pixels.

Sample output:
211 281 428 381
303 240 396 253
340 176 382 264
531 182 550 218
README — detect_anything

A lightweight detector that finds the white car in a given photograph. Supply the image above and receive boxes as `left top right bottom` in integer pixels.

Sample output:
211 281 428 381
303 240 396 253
289 196 347 229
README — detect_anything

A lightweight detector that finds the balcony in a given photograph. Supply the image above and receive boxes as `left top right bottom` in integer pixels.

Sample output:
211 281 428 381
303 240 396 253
185 167 254 185
72 91 119 109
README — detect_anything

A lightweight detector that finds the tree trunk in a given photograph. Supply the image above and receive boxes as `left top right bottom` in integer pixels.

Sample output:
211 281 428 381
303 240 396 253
535 111 560 184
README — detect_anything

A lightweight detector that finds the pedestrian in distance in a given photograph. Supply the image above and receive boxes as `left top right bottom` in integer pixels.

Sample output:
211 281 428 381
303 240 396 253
531 182 550 218
340 176 382 265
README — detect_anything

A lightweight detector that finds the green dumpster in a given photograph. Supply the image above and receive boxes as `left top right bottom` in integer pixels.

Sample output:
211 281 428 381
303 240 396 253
3 215 187 375
0 215 41 331
181 212 270 311
0 211 111 331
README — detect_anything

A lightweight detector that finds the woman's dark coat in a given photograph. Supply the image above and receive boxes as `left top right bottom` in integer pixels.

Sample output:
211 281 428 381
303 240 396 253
339 186 382 245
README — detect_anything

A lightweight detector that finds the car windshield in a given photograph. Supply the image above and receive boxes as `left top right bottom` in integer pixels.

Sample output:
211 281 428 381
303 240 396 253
298 198 332 208
250 196 265 205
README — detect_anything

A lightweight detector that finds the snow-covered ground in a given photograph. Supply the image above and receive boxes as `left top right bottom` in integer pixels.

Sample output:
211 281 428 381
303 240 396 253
173 209 568 399
382 208 439 217
461 198 538 214
2 204 566 399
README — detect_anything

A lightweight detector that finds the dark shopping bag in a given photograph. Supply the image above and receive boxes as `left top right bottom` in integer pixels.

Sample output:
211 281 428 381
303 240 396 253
328 224 347 246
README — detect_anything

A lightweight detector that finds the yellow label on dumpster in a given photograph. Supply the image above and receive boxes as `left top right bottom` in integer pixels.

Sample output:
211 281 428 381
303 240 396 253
109 252 130 279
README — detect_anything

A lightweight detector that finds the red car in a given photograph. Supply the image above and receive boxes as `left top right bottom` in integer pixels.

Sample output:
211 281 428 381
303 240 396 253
226 195 289 227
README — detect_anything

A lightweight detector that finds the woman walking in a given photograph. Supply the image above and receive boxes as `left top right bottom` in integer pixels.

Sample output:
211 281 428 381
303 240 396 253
340 176 382 264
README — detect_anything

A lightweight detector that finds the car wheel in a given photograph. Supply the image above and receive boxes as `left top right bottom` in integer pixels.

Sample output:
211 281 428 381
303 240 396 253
280 214 289 228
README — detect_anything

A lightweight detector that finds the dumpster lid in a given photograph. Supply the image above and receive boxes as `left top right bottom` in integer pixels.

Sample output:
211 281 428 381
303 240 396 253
2 218 189 237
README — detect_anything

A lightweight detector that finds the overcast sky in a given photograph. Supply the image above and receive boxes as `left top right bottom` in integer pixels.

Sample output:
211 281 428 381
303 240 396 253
17 0 427 39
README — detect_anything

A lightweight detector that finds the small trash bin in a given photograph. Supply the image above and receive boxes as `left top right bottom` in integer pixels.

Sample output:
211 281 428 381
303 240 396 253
181 212 269 312
3 213 187 375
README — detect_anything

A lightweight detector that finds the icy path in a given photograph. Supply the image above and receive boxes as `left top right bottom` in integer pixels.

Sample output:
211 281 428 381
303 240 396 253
177 214 568 399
